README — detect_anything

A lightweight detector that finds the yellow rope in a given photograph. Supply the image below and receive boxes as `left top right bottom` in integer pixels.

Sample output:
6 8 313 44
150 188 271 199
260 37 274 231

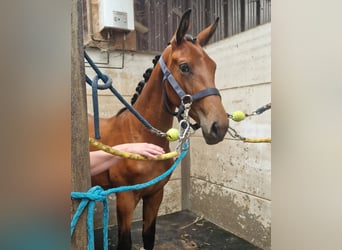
89 137 178 160
244 137 271 143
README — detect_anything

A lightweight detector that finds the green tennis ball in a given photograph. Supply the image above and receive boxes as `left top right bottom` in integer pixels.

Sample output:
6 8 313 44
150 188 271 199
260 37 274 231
166 128 180 141
232 110 245 122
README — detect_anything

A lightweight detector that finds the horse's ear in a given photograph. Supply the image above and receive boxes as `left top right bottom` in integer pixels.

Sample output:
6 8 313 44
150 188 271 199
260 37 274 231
196 17 219 47
175 9 192 46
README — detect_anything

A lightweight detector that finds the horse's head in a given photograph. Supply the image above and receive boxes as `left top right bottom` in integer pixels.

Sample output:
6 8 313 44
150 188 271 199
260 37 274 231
159 9 228 145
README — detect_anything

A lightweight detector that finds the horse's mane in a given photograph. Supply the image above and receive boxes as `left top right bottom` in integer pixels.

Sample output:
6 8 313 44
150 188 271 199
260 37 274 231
116 55 160 115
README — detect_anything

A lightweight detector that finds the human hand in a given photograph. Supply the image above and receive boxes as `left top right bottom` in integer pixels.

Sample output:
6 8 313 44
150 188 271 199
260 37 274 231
114 143 165 159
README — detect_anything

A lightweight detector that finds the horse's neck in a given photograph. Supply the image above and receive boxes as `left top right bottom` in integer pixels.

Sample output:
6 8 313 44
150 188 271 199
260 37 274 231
133 65 174 131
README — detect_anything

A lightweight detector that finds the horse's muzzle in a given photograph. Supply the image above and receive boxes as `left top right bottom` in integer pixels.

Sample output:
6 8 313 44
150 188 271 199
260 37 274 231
202 120 228 145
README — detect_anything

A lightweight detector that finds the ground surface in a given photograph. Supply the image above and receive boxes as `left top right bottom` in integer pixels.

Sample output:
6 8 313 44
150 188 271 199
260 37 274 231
95 210 260 250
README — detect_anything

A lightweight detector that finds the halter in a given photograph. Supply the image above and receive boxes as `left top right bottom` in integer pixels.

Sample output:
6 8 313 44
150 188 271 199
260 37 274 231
159 54 221 129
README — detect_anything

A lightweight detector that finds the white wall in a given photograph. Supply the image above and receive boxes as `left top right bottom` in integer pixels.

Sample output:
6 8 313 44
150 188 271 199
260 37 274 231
189 23 271 249
86 22 271 249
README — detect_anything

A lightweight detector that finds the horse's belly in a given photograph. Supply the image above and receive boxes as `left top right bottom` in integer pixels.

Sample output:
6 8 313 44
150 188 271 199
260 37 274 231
108 160 173 193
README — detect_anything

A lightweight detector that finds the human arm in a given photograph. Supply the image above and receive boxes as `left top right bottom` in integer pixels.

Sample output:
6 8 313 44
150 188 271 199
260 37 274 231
89 143 165 176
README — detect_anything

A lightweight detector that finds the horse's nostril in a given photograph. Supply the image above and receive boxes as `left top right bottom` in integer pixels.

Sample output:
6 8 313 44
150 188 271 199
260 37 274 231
210 122 219 138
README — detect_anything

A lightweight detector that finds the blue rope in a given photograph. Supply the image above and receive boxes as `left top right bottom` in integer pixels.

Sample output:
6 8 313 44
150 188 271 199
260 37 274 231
84 50 162 137
107 85 154 130
85 50 113 139
91 76 101 139
84 51 108 83
70 142 189 250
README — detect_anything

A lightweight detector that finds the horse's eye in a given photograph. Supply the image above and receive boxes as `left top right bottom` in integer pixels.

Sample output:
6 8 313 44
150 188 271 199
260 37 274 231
179 63 190 73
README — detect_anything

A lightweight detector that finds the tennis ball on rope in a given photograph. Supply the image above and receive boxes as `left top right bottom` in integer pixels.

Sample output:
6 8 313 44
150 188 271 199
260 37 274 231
166 128 180 141
231 110 246 122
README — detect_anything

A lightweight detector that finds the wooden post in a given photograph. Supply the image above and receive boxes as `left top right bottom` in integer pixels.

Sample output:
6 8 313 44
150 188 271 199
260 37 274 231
71 0 91 249
181 143 191 210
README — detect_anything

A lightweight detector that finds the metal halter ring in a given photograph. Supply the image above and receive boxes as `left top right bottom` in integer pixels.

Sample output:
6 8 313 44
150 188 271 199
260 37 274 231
181 94 193 107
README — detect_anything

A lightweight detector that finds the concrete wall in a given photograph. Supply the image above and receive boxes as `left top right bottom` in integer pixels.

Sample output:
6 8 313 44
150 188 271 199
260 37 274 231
86 23 271 249
189 23 271 249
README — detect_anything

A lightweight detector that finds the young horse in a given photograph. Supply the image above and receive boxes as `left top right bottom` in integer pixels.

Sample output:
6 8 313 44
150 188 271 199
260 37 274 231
88 9 228 250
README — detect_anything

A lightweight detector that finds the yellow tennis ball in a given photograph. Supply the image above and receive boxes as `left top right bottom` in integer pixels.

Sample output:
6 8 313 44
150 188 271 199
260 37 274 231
232 110 245 122
166 128 179 141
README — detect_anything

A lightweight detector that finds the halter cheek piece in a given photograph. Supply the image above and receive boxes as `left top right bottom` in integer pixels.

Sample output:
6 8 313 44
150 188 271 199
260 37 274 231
159 55 221 130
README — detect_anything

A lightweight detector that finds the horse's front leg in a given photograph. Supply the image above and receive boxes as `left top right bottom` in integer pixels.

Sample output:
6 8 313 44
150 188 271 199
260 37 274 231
116 191 139 250
141 188 164 250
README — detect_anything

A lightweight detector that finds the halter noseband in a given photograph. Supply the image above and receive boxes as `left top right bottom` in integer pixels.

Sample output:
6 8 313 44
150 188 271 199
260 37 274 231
158 55 221 129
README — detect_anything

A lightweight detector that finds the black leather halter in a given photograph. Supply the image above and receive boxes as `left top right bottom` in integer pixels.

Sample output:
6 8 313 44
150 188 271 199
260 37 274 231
159 54 221 130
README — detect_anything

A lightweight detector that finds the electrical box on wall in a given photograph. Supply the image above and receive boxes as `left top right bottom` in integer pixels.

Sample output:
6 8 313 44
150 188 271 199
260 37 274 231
98 0 135 32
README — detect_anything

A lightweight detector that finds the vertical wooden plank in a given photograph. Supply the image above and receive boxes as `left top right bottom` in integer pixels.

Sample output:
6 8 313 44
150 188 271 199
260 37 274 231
146 1 152 51
155 1 160 51
234 0 239 35
263 0 266 23
218 0 222 41
71 0 92 249
252 0 257 27
227 0 233 37
212 0 217 41
266 0 271 23
166 0 172 44
256 0 261 25
219 0 225 41
223 0 228 37
240 0 245 32
233 0 239 35
245 0 248 29
161 0 168 48
181 146 191 210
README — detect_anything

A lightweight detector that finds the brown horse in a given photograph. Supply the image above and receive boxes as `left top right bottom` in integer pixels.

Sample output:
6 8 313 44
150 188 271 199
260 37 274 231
88 9 228 250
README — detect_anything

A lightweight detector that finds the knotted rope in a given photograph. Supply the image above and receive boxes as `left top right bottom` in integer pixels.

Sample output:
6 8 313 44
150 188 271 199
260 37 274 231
70 142 189 250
